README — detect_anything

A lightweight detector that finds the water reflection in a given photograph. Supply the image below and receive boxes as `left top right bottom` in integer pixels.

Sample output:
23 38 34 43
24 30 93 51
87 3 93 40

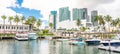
0 39 120 54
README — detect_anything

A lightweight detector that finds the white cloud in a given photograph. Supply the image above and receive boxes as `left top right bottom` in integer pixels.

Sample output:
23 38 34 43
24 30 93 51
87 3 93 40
0 0 22 24
21 0 117 21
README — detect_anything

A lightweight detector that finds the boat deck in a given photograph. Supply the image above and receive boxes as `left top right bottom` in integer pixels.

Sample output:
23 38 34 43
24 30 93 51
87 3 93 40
98 46 120 53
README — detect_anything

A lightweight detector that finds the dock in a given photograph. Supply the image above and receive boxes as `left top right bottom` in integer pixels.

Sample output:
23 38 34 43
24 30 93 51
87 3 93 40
98 46 120 53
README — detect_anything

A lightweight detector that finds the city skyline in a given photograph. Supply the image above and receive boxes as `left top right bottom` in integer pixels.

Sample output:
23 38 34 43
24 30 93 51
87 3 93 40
0 0 120 29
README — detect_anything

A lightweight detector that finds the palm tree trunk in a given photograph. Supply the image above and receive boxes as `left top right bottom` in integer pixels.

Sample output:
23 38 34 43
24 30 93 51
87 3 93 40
4 20 5 36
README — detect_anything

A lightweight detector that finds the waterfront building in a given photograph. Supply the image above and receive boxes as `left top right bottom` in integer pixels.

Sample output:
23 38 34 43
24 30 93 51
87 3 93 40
59 7 70 22
49 11 57 31
91 10 98 26
0 24 29 34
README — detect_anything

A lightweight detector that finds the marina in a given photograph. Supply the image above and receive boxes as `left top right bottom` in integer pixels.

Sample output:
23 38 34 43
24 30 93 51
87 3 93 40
0 39 120 54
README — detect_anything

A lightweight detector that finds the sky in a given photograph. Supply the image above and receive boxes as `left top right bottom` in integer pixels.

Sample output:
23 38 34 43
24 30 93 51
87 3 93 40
0 0 120 29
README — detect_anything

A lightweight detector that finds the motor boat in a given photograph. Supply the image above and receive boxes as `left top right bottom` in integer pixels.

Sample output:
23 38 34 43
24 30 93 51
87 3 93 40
15 32 28 41
69 38 85 45
28 33 38 40
101 40 120 46
85 38 101 45
101 34 120 46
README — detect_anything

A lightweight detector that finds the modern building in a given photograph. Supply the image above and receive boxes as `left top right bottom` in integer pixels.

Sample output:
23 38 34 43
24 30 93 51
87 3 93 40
91 10 98 26
72 8 81 20
82 8 88 20
72 8 88 21
49 11 57 31
0 24 29 34
59 7 70 22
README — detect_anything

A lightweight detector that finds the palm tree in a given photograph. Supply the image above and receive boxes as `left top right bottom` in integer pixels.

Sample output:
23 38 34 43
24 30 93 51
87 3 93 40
111 20 117 32
49 22 53 32
21 16 25 25
76 18 81 30
104 15 112 32
24 16 36 31
94 15 105 32
14 15 20 33
115 18 120 31
8 16 13 33
36 19 42 29
1 15 7 34
80 26 87 32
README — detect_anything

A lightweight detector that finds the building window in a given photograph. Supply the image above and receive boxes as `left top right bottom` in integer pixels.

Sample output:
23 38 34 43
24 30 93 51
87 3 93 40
17 27 19 29
6 26 7 29
0 26 1 29
2 26 4 29
12 26 14 29
14 26 15 29
8 26 10 29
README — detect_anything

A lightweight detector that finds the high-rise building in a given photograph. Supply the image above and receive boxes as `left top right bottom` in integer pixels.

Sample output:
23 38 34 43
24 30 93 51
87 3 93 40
72 8 81 20
59 7 70 22
91 10 98 26
82 8 88 20
49 11 57 31
72 8 88 20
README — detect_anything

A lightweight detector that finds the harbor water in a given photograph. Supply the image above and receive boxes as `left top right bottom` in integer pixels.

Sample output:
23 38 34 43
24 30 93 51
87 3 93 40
0 39 120 54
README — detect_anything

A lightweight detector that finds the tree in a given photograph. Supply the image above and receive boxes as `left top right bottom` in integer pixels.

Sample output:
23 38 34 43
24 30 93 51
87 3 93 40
36 19 42 29
104 15 112 32
21 16 25 25
76 18 81 30
8 16 13 33
80 26 87 32
49 23 53 32
1 15 7 34
24 16 36 31
94 15 105 32
14 15 20 33
111 20 117 32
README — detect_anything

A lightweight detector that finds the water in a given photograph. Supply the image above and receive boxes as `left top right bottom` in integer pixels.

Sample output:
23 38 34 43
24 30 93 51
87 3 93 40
0 39 120 54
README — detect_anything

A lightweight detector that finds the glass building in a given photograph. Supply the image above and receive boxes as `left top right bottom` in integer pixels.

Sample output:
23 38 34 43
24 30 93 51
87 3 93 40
59 7 70 22
72 8 88 20
91 10 98 26
49 11 57 31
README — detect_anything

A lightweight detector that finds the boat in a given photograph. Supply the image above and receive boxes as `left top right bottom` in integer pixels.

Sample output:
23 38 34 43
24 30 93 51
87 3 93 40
28 33 38 40
69 38 85 45
85 38 101 45
69 41 85 45
100 34 120 46
101 40 120 46
15 32 28 41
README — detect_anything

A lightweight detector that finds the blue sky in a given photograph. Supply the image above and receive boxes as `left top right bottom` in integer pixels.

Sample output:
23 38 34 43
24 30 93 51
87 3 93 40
9 0 43 19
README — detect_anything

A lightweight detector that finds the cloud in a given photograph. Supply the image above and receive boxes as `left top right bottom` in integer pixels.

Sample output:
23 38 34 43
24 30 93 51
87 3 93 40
21 0 115 21
0 0 22 24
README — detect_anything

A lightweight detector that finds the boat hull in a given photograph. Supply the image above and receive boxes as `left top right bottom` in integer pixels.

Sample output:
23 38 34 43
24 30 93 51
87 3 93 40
15 36 28 41
101 42 120 46
86 41 100 45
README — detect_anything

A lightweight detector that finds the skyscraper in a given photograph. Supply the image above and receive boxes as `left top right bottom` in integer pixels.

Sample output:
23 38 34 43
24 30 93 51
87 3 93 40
72 8 81 20
59 7 70 22
72 8 88 20
82 8 88 20
91 10 98 26
49 11 57 31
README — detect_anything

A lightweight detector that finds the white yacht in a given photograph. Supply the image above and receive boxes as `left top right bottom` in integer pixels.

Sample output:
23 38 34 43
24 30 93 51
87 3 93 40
28 33 38 40
15 32 28 41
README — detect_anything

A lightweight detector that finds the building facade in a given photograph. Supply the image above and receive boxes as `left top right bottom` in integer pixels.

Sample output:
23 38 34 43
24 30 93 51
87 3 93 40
91 10 98 26
0 24 29 33
49 11 57 31
59 7 70 22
